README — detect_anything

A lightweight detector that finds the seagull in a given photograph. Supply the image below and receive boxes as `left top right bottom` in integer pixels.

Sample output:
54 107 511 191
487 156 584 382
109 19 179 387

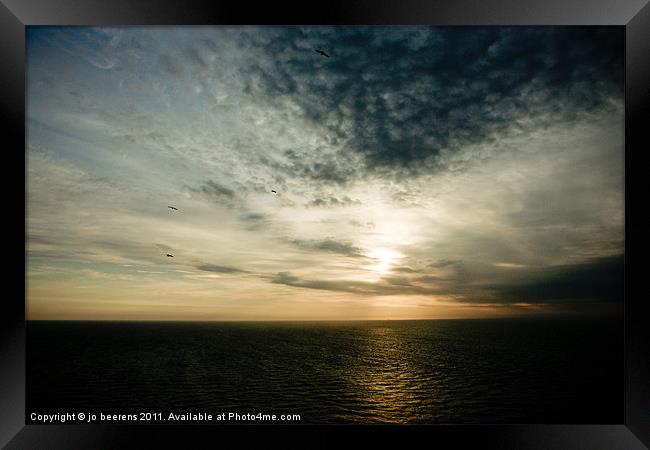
166 254 174 257
168 206 178 210
315 49 329 58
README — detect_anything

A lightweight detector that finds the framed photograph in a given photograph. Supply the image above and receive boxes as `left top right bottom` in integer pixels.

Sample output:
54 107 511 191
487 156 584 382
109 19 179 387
3 0 649 448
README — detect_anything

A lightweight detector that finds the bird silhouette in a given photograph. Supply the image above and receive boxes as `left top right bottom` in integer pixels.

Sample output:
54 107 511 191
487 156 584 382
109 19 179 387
166 254 174 257
168 206 178 210
315 49 330 58
271 190 277 194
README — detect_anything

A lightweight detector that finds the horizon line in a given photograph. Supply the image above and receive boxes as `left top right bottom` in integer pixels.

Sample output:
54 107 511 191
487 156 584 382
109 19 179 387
25 314 620 323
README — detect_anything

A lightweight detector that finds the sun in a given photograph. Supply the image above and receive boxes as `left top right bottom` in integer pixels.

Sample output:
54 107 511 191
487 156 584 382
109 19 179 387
370 249 401 274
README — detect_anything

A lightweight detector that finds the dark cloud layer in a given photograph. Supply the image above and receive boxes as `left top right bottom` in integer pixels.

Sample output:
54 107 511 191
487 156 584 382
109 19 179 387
241 27 623 181
489 254 623 303
270 254 624 310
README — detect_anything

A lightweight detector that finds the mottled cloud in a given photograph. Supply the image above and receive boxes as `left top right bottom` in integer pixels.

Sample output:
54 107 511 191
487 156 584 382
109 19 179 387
306 196 362 208
237 27 623 180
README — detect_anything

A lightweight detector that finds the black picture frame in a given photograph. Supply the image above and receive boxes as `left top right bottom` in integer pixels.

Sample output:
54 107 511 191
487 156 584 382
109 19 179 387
2 0 649 448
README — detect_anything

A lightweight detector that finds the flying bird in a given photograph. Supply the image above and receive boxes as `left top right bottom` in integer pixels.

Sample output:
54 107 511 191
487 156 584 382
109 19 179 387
166 254 174 257
315 49 330 58
271 190 277 194
168 206 178 210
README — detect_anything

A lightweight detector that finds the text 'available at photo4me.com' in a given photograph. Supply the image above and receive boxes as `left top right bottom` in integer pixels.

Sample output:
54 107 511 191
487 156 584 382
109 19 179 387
29 411 302 424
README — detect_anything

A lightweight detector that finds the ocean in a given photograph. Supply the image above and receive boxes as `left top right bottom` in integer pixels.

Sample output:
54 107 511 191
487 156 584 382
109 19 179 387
26 317 622 424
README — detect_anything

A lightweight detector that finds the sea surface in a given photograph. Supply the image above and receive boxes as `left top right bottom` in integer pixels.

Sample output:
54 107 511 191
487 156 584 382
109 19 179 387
26 317 622 424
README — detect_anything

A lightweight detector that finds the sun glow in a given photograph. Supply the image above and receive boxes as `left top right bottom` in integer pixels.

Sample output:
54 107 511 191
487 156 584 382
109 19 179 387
369 249 402 274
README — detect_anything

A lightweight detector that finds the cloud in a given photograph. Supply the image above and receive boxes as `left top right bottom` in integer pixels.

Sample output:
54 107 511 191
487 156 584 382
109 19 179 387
493 263 528 269
393 266 417 273
291 238 364 257
239 212 269 231
488 254 623 303
270 271 426 295
194 180 238 205
270 270 472 297
238 27 623 181
298 160 358 184
428 259 466 273
25 26 625 319
429 259 457 268
306 196 362 208
349 220 376 230
197 264 247 274
270 254 623 312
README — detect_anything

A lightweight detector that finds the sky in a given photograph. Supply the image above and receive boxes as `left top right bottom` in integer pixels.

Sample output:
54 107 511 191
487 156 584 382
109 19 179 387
26 26 624 321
